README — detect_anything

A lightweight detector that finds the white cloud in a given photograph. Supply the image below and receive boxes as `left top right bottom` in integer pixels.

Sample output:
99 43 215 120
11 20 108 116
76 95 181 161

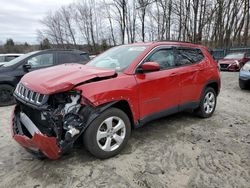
0 0 76 44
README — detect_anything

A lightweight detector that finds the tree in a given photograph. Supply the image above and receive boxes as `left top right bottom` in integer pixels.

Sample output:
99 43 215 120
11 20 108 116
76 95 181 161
40 38 51 50
38 0 250 50
4 39 15 53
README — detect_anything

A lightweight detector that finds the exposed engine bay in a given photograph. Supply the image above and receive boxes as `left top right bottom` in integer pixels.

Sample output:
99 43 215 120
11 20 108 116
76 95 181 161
12 87 98 158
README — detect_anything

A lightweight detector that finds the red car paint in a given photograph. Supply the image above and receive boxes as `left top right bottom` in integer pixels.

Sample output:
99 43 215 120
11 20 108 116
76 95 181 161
14 134 60 160
12 42 220 159
218 52 250 71
21 64 116 95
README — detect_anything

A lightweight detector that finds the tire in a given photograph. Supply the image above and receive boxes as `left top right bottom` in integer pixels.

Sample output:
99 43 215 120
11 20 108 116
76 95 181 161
83 107 131 159
195 87 217 118
239 79 246 90
0 84 15 107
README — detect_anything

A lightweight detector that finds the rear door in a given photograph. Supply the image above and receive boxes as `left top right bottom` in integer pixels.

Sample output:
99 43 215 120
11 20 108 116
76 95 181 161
135 47 181 119
175 47 205 106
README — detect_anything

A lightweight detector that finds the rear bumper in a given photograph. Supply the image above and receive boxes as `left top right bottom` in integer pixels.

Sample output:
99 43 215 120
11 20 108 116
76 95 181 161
12 106 61 160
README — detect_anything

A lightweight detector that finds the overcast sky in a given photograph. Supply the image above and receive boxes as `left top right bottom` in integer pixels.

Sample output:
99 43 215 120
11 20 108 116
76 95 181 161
0 0 76 45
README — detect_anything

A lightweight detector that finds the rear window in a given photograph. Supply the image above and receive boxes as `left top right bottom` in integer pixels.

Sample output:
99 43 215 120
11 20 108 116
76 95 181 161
176 48 204 65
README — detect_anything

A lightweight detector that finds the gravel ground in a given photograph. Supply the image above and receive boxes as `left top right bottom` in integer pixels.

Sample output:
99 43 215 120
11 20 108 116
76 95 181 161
0 72 250 188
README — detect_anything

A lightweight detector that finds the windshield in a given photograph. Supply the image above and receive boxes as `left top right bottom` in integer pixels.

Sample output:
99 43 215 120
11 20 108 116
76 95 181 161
3 51 37 67
87 45 148 71
224 53 245 59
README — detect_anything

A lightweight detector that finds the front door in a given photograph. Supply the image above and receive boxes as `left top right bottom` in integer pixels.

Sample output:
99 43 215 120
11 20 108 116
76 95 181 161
135 47 181 120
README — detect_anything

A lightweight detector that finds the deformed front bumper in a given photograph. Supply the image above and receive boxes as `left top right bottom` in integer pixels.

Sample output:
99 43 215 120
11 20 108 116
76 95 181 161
12 107 61 160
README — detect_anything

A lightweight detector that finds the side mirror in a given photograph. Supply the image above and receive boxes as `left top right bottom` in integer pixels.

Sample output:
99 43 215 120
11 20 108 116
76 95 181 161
138 62 160 73
23 63 31 70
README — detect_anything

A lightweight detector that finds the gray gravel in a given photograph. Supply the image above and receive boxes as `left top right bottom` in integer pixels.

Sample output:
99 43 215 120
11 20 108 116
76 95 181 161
0 72 250 188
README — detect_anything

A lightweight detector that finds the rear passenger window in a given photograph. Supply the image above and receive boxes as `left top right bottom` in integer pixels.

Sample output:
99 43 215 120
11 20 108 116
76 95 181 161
146 49 175 70
58 53 79 64
176 48 204 66
79 53 90 63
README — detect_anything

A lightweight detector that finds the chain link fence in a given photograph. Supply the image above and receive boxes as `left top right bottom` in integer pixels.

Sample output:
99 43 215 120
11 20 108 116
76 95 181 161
211 47 250 60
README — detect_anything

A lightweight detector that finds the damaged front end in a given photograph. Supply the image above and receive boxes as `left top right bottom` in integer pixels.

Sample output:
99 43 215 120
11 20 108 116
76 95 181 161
12 83 95 160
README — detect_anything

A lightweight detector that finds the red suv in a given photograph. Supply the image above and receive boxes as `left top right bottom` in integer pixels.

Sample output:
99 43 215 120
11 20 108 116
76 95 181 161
12 42 220 159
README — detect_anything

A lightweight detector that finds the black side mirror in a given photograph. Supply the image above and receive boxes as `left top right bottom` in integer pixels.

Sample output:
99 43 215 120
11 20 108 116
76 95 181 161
23 64 31 70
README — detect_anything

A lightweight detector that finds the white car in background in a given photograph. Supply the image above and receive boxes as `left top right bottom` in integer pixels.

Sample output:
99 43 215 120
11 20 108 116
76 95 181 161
0 54 24 66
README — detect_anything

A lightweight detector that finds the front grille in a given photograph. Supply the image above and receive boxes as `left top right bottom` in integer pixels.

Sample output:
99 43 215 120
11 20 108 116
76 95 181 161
14 83 49 106
220 64 229 69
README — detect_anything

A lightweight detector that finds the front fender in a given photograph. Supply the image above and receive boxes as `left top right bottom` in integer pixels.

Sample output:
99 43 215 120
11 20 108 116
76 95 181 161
0 75 17 86
74 74 140 122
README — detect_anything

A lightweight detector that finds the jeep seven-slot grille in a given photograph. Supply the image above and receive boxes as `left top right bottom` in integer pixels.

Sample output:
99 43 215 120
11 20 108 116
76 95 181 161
14 83 49 106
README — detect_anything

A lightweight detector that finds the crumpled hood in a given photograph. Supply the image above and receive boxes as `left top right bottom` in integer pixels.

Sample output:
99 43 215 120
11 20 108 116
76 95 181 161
20 64 116 95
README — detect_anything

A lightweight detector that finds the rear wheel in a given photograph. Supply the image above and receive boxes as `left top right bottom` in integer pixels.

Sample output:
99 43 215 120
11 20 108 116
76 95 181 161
0 84 15 107
83 107 131 159
195 87 217 118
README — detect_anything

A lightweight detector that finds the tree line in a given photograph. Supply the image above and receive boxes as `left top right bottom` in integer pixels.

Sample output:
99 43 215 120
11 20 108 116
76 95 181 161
36 0 249 53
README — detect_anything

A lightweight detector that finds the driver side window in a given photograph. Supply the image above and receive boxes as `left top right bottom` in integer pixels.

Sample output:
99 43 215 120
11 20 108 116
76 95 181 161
27 53 54 68
146 49 175 70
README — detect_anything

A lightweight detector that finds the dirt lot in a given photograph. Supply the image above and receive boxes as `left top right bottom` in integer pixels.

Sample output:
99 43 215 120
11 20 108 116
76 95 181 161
0 72 250 188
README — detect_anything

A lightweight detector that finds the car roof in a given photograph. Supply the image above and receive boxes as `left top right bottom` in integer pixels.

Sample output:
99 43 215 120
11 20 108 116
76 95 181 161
41 49 88 54
125 41 206 49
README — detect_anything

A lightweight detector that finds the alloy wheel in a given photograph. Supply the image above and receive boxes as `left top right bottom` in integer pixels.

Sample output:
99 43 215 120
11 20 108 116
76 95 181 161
96 116 126 152
203 91 215 114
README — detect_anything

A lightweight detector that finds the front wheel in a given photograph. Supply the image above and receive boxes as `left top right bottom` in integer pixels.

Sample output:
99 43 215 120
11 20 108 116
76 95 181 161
195 87 217 118
83 107 131 159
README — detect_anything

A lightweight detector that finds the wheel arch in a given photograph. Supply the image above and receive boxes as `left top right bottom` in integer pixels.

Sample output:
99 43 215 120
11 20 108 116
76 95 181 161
203 80 220 96
110 100 135 128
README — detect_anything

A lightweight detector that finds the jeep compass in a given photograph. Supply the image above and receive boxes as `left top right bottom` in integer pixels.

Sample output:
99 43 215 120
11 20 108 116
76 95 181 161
11 42 220 159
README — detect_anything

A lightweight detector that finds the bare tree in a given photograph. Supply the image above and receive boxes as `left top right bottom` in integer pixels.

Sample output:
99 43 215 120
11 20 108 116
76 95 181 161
39 0 250 50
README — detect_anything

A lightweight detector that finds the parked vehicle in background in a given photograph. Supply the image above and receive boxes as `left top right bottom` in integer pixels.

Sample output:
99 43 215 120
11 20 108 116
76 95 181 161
0 49 90 106
11 41 220 160
89 55 96 59
0 54 24 66
218 52 250 71
239 61 250 89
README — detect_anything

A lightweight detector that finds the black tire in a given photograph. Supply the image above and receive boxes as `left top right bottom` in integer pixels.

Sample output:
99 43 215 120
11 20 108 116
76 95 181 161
0 84 15 107
83 107 131 159
239 79 246 90
195 87 217 118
